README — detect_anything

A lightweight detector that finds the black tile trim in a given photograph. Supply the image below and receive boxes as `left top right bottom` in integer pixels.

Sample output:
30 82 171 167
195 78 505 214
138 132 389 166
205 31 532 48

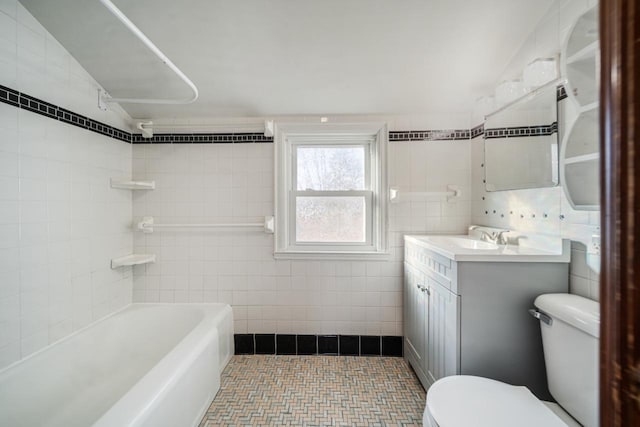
318 335 339 355
0 85 274 145
296 335 318 355
360 335 382 356
0 83 569 146
234 334 255 355
483 122 558 139
468 84 567 142
389 129 471 142
255 333 276 355
382 336 403 357
557 85 568 101
0 84 133 143
131 132 273 144
276 334 297 355
234 334 403 357
338 335 359 356
470 124 485 139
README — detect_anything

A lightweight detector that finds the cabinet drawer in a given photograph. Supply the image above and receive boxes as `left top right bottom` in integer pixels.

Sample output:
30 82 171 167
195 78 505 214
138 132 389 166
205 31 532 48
425 272 452 294
405 240 454 291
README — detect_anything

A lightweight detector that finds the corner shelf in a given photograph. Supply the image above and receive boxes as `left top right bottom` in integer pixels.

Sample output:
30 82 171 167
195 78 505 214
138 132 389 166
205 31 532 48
566 40 599 65
110 178 156 190
560 4 600 211
563 153 600 165
562 5 599 109
111 254 156 269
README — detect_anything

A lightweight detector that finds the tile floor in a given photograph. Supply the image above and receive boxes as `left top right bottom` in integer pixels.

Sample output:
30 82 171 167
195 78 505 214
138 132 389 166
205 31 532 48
199 355 426 426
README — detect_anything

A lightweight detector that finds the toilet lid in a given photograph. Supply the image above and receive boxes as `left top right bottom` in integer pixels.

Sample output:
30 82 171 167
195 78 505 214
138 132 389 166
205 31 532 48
426 376 569 427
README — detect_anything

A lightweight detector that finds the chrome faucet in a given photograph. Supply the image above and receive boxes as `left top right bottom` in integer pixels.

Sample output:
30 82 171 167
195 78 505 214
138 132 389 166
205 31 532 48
469 226 510 245
494 230 510 245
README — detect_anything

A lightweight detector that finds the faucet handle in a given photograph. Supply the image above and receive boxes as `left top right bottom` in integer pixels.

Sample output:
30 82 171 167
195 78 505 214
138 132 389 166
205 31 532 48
495 229 510 245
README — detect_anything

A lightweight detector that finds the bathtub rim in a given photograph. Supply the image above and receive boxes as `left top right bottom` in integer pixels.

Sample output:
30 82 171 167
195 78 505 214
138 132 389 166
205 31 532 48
95 307 229 427
0 302 233 376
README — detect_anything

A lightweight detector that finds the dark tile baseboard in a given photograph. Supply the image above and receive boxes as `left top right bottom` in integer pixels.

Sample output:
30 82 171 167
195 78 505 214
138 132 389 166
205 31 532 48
234 334 403 357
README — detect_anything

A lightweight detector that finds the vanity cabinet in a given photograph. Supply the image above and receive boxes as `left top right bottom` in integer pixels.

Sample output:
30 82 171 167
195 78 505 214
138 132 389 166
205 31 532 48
403 235 569 400
404 262 459 386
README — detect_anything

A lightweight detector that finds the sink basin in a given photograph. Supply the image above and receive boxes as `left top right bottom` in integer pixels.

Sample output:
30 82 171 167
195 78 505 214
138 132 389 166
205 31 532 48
405 231 571 262
423 236 500 250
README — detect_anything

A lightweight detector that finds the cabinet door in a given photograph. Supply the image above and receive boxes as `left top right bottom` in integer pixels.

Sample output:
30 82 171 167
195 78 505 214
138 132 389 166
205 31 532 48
425 278 460 384
404 263 427 370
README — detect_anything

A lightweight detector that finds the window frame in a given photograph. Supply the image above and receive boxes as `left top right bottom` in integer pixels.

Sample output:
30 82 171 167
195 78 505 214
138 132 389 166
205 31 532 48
274 123 389 260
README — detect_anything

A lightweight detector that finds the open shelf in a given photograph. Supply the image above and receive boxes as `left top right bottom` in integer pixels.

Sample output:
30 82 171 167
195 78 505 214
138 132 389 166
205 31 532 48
110 178 155 190
565 55 598 106
564 153 600 165
565 108 599 158
563 159 600 208
564 6 598 59
566 40 598 65
563 5 599 108
111 254 156 269
580 102 599 114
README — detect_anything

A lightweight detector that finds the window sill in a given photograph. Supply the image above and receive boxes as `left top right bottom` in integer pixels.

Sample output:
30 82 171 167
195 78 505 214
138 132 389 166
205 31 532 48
273 250 391 261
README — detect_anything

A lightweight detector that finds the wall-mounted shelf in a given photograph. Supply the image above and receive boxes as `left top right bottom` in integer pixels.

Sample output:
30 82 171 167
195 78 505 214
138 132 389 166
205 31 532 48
566 40 598 65
562 5 599 108
110 178 156 190
111 254 156 269
560 5 600 211
579 103 599 115
389 185 461 203
563 153 600 165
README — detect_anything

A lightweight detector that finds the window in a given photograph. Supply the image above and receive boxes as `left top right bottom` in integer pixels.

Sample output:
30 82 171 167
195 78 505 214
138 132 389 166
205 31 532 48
274 123 388 259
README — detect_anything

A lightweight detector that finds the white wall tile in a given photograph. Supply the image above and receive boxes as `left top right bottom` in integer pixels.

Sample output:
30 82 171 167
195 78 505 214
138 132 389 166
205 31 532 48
133 138 472 335
471 0 599 302
0 5 133 370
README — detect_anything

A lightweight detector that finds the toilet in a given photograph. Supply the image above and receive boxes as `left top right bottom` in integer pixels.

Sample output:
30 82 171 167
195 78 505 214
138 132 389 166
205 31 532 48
423 293 600 427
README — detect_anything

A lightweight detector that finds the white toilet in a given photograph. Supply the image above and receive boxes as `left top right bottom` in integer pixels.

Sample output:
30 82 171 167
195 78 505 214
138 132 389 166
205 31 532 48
423 293 600 427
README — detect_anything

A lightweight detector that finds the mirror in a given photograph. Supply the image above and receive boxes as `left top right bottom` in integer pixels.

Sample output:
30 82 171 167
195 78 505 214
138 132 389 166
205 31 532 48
483 81 559 191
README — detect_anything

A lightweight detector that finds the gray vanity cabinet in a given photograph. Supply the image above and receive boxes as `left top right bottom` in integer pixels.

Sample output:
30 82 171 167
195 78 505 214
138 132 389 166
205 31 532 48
403 236 569 400
403 245 460 389
403 263 427 370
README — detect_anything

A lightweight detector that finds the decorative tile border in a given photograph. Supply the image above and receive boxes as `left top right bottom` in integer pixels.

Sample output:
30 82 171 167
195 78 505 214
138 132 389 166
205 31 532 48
0 85 273 145
234 333 403 357
0 84 570 145
131 132 272 144
0 85 132 143
484 122 558 139
470 124 485 139
388 129 471 142
557 85 568 101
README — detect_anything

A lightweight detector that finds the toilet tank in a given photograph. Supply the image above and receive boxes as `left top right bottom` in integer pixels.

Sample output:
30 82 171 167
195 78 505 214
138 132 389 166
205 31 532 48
534 293 600 427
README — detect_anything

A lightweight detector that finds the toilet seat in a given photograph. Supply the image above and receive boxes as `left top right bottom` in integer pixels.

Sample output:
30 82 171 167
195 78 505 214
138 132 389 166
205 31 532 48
424 376 571 427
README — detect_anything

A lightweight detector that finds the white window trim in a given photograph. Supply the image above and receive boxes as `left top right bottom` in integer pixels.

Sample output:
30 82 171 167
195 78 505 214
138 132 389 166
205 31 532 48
274 122 389 260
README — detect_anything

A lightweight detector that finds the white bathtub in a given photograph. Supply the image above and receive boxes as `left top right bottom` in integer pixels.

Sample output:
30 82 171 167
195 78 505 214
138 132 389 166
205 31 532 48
0 303 234 427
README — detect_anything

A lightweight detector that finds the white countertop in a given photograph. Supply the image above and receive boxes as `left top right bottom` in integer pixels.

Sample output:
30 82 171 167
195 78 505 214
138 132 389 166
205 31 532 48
405 234 571 263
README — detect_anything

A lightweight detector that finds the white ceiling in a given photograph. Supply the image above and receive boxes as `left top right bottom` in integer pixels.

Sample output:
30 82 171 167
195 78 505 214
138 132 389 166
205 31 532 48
21 0 554 119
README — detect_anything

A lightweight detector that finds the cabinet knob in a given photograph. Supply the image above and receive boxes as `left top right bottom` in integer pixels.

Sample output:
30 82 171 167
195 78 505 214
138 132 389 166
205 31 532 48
416 284 430 295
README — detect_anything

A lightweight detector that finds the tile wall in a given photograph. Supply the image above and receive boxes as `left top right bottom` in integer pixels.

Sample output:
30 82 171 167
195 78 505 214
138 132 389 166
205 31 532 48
0 1 133 370
471 0 601 301
131 137 472 336
0 0 603 368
